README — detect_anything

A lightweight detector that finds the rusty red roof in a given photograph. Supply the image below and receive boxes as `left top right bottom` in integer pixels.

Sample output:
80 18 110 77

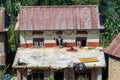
104 33 120 58
0 8 5 32
15 5 103 31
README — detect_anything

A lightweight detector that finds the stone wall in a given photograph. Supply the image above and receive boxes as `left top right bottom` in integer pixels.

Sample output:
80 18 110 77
109 56 120 80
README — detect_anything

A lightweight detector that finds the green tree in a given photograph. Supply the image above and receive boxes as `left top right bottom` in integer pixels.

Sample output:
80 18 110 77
99 0 120 47
0 0 39 65
4 0 39 52
40 0 73 5
72 0 100 5
39 0 100 5
0 0 6 7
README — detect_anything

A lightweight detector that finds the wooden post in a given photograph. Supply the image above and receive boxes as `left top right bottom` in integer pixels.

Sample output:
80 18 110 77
64 69 68 80
22 70 27 80
96 68 102 80
44 69 49 80
17 69 27 80
17 70 21 80
44 69 54 80
91 68 102 80
64 68 75 80
91 68 97 80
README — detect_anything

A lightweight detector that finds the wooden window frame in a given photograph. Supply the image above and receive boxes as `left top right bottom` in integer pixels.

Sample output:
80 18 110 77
56 31 63 35
28 72 44 80
32 31 43 35
33 38 44 47
76 37 87 47
76 31 88 34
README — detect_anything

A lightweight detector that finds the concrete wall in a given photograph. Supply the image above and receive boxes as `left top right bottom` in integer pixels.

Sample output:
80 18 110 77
109 56 120 80
19 30 100 47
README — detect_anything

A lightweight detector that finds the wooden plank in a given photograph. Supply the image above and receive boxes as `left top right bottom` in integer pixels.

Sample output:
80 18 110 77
79 57 99 63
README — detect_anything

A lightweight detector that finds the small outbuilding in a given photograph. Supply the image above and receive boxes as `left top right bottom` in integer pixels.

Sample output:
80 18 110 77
104 33 120 80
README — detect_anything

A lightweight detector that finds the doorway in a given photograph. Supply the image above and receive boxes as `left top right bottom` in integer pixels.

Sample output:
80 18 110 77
76 37 87 47
27 72 44 80
54 72 64 80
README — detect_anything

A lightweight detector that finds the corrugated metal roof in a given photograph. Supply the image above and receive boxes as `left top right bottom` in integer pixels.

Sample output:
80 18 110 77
12 47 106 69
15 5 103 31
104 33 120 58
0 8 5 32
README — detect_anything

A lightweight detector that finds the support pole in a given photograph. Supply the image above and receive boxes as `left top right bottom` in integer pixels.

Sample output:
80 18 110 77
17 69 27 80
96 68 102 80
64 68 75 80
91 68 102 80
91 68 97 80
17 70 21 80
44 69 54 80
44 69 49 80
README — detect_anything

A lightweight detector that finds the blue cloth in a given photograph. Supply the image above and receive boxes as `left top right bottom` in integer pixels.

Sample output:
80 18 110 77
2 75 10 80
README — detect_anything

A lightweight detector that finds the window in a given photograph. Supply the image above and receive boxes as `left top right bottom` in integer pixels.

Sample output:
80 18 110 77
76 31 88 34
76 37 87 47
33 38 44 47
28 72 44 80
56 31 63 35
32 31 43 35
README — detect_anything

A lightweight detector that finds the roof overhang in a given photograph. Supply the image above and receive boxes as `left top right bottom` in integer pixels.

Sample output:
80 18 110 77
13 47 106 69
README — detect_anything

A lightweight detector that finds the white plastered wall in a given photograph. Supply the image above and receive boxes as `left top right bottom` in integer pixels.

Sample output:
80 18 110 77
20 30 100 45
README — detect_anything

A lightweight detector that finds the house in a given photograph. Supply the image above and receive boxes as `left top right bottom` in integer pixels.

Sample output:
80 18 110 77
13 5 106 80
103 33 120 80
0 7 6 65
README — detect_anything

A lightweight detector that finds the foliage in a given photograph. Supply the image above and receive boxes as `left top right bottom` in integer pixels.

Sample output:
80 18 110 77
77 75 89 80
40 0 73 5
7 24 16 52
99 0 120 20
47 75 54 80
0 65 10 79
72 0 100 5
100 19 120 47
0 0 6 7
40 0 100 5
99 0 120 47
0 0 39 53
0 0 40 66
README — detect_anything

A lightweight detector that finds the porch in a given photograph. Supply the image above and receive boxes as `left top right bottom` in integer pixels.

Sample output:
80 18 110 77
12 47 106 80
17 68 102 80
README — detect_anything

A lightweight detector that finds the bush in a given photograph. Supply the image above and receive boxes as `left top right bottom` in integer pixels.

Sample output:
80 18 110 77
0 65 9 79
